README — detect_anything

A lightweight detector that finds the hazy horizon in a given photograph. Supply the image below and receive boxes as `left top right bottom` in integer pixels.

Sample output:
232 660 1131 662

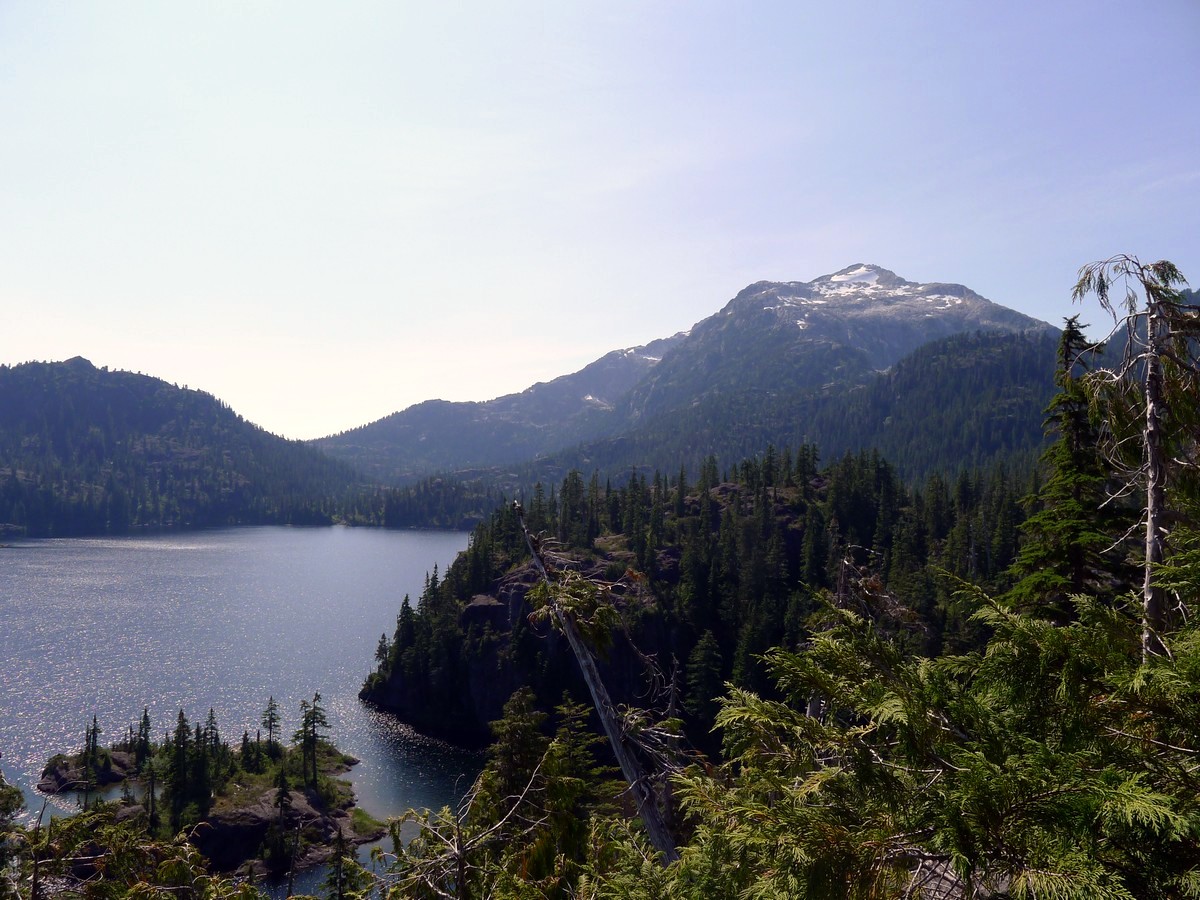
3 1 1196 439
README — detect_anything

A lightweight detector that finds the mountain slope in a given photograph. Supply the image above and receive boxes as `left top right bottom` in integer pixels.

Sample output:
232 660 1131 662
314 333 684 482
620 264 1051 423
518 328 1062 488
320 265 1054 484
0 357 360 536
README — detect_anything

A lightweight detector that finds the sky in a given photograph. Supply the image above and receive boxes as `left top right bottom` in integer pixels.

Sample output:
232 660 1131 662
2 1 1197 440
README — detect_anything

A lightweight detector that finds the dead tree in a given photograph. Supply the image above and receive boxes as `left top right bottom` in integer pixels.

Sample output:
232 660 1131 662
514 502 681 864
1073 255 1198 658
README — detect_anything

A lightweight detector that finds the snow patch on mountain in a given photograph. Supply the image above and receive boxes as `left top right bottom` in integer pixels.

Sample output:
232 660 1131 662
829 264 880 284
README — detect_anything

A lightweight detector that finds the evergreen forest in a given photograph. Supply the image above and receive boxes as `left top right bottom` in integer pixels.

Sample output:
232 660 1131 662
1 257 1198 898
352 259 1200 896
0 358 365 535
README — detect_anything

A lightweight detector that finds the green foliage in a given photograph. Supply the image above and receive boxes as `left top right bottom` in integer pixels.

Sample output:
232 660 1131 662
294 692 331 787
26 694 369 895
357 261 1200 895
527 572 622 654
380 474 503 529
364 448 1039 743
261 696 282 754
0 770 22 826
321 824 374 899
380 688 620 899
650 586 1200 897
1006 317 1135 618
6 805 268 898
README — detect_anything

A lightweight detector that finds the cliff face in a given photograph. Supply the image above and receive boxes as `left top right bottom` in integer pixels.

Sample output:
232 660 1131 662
360 563 574 745
360 552 683 746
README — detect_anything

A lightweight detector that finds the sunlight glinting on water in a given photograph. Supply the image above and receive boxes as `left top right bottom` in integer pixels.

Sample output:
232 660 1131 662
0 527 479 825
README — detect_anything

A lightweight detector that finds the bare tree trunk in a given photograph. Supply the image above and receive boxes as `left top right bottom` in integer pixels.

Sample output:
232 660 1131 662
1073 255 1193 659
1143 303 1168 659
517 506 681 863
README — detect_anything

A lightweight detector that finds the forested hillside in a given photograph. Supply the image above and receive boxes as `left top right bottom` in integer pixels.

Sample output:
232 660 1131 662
347 262 1200 898
317 266 1053 486
537 328 1062 487
0 357 365 536
366 329 1063 533
314 334 684 482
362 444 1056 745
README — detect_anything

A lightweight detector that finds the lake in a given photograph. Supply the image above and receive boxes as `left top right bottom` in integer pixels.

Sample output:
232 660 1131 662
0 526 478 835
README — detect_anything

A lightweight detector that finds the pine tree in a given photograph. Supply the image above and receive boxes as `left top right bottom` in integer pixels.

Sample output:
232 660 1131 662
203 708 220 755
293 691 330 786
274 764 291 823
167 710 190 832
135 707 152 769
260 696 281 755
684 630 724 732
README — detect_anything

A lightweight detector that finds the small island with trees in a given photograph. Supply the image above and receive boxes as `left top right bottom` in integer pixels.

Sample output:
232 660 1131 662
36 693 384 880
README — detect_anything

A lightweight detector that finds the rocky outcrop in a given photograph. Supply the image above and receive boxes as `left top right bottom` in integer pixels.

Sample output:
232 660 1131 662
461 594 510 632
38 747 382 874
192 786 382 873
38 751 136 793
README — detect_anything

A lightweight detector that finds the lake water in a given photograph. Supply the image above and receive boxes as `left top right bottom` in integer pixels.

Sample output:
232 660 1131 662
0 526 477 835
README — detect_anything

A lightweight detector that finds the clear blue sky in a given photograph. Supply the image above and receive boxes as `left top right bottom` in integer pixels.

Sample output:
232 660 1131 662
2 1 1196 439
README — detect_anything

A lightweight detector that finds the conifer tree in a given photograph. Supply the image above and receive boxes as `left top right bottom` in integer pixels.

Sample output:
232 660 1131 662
260 696 281 755
203 707 220 755
1006 317 1131 619
374 632 390 668
274 765 291 823
135 707 152 769
294 691 329 786
684 630 724 732
167 710 190 831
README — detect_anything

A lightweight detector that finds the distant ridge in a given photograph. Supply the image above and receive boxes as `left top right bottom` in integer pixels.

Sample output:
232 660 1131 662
312 333 686 481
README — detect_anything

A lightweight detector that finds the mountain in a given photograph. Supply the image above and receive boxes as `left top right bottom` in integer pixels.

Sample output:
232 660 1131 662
314 333 685 482
319 265 1055 484
620 264 1049 422
0 357 361 536
506 327 1062 490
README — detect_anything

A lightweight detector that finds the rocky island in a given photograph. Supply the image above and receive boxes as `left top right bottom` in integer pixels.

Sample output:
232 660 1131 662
39 701 384 876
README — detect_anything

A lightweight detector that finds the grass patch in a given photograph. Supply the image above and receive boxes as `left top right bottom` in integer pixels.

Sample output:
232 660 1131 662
351 806 385 835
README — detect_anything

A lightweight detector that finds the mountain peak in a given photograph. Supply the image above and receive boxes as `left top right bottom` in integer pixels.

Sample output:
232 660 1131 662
813 263 910 288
